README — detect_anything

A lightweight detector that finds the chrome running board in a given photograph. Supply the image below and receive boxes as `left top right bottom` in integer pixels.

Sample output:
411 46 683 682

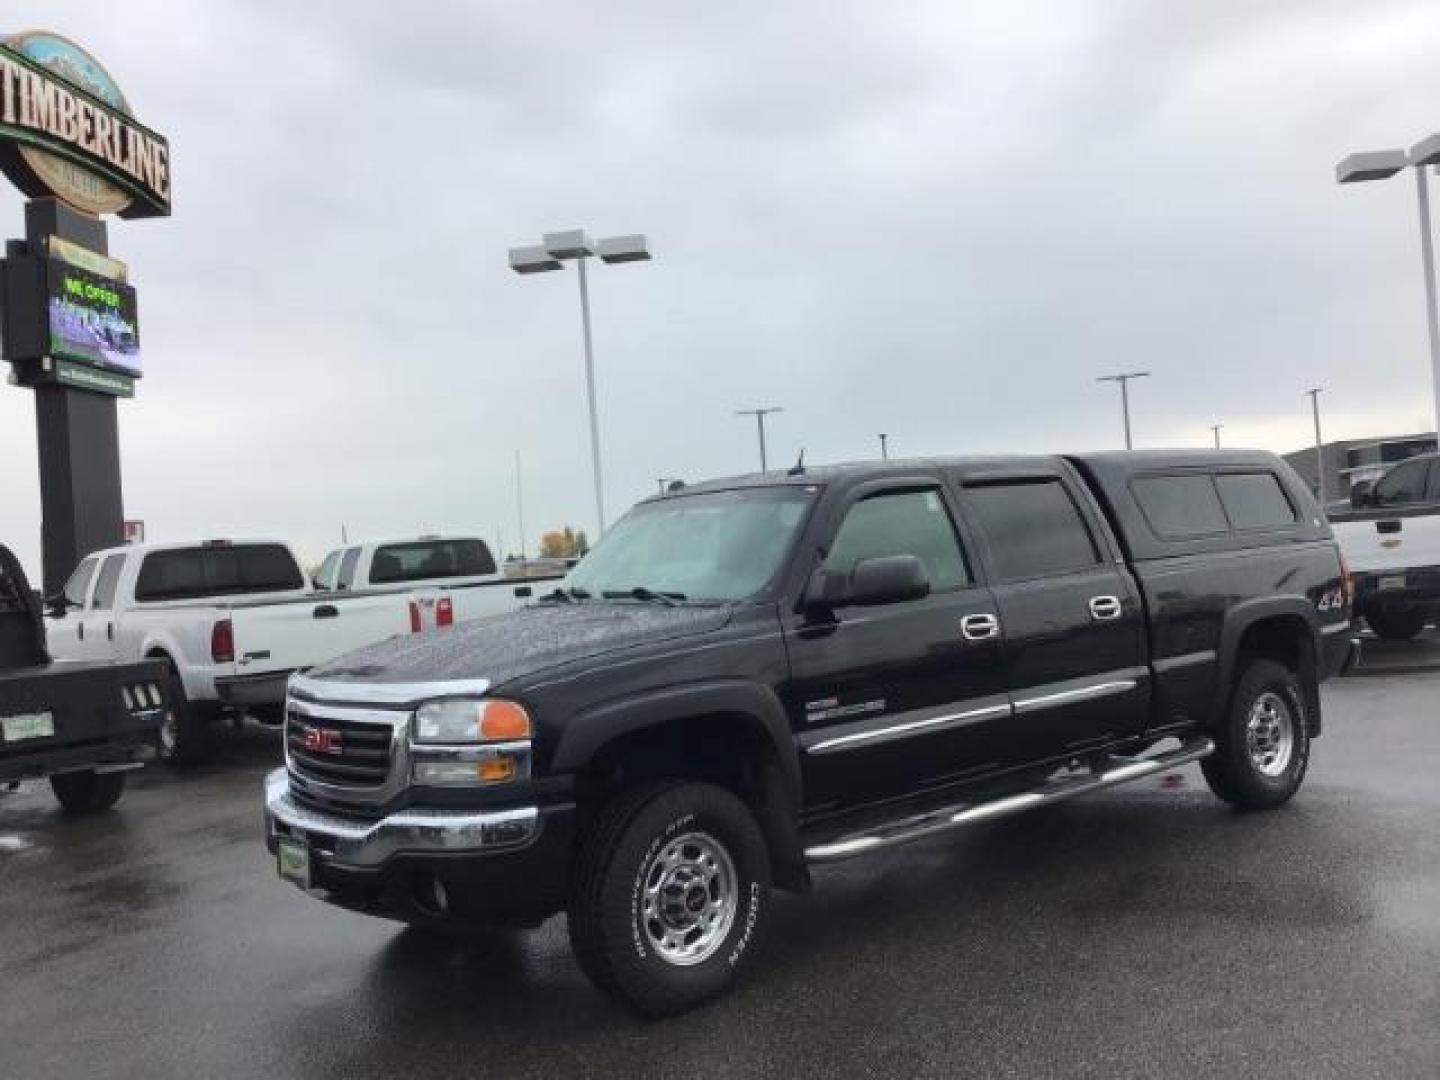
803 737 1215 865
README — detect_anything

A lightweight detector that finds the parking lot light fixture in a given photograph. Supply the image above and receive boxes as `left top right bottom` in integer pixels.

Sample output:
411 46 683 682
508 229 653 533
1336 138 1440 432
1096 371 1150 450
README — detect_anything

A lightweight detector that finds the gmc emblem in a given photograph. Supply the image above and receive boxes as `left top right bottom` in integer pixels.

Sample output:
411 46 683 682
302 726 342 755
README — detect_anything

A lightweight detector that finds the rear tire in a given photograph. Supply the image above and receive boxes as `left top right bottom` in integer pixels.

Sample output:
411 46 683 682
49 769 126 814
154 662 218 766
567 782 772 1017
1202 659 1310 810
1366 608 1427 642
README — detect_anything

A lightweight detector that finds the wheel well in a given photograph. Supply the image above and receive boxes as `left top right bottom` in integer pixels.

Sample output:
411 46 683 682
574 712 808 890
1232 615 1319 734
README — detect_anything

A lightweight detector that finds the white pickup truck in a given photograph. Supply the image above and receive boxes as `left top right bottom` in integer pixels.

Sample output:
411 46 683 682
313 535 562 629
1330 451 1440 641
44 540 414 762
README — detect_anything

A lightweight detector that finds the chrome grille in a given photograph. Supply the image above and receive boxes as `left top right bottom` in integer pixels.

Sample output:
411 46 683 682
286 710 396 790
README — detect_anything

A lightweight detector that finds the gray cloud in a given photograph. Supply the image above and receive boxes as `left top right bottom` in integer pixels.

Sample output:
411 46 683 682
2 0 1439 580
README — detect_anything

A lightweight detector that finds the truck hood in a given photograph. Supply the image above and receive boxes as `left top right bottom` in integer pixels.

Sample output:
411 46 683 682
305 602 733 690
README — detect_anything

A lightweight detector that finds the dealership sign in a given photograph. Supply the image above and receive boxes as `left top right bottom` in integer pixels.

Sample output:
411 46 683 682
0 31 170 218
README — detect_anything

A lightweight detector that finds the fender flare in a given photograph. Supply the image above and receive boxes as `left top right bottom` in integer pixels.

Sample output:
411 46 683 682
551 679 801 806
1214 596 1321 721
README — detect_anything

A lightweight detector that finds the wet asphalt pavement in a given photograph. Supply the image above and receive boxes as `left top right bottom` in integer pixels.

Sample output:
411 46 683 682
2 646 1438 1079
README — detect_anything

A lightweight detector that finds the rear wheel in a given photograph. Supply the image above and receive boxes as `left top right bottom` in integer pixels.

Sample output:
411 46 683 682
568 782 772 1017
1367 608 1427 642
49 769 126 814
154 662 218 766
1202 659 1310 809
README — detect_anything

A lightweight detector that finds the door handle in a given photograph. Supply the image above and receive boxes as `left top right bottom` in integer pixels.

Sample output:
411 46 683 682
77 622 84 641
107 622 114 641
1377 520 1401 534
313 605 339 619
1089 595 1122 621
960 613 1000 641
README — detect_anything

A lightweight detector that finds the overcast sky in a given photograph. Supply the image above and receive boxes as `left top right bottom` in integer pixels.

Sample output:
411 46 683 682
2 0 1440 579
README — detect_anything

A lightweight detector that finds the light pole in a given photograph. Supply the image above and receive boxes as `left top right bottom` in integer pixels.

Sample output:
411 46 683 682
1337 137 1440 431
1096 371 1150 449
878 433 889 460
1306 388 1326 502
1210 423 1223 449
508 230 652 533
736 407 783 473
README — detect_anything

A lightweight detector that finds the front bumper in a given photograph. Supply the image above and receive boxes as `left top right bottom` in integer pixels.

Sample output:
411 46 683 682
264 768 539 869
263 769 575 925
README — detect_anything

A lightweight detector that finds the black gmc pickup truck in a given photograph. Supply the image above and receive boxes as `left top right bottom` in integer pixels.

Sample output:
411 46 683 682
1 543 168 812
265 450 1357 1015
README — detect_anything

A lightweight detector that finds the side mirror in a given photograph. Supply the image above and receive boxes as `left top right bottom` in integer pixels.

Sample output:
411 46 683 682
44 594 71 618
804 554 930 616
1350 482 1373 510
848 555 931 606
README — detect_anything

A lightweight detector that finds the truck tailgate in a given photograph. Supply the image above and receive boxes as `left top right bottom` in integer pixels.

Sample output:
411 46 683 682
1333 512 1440 574
228 594 412 676
1 659 166 780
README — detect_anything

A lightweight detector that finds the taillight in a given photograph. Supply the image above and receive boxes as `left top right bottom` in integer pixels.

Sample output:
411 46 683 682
409 600 422 634
436 597 454 628
1338 550 1355 609
211 618 234 663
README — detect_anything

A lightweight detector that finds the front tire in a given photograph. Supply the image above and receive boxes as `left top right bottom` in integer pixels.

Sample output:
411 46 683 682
49 769 126 814
568 782 772 1017
1202 658 1311 809
1367 608 1427 642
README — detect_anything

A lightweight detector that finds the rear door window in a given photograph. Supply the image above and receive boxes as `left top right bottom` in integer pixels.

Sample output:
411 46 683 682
1215 472 1296 530
1131 474 1229 538
91 555 126 610
964 480 1100 580
337 547 361 590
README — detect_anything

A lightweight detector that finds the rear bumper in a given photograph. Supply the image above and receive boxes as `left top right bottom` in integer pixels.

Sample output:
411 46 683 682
216 670 292 707
1353 565 1440 612
263 769 574 925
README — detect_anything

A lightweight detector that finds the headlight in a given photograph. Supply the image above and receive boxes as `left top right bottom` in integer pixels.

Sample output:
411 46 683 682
413 699 532 744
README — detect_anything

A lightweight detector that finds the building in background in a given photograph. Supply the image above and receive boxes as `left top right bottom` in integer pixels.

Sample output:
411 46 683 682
1284 432 1437 506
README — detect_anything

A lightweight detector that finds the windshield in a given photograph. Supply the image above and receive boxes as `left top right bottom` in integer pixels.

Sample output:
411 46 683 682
562 486 817 602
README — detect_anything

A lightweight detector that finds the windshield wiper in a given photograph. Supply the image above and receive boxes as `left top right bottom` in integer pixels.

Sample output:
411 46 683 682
541 586 591 603
601 586 685 606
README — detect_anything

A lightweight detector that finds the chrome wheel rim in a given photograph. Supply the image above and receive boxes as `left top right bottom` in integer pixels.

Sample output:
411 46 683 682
1246 691 1295 778
640 831 737 967
159 711 178 755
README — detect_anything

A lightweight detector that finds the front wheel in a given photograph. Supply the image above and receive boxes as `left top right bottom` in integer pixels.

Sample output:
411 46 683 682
568 782 772 1017
49 769 126 814
1202 659 1311 810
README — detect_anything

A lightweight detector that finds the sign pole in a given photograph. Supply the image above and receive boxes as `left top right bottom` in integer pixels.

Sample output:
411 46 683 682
23 199 125 595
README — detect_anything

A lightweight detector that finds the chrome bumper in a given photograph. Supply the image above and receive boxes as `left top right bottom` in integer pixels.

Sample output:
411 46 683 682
263 768 540 870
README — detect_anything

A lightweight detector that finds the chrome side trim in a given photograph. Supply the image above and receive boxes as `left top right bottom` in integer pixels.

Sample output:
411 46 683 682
1152 650 1217 673
264 769 539 870
1012 679 1137 715
807 703 1012 755
288 673 493 707
805 737 1215 864
1320 620 1352 636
